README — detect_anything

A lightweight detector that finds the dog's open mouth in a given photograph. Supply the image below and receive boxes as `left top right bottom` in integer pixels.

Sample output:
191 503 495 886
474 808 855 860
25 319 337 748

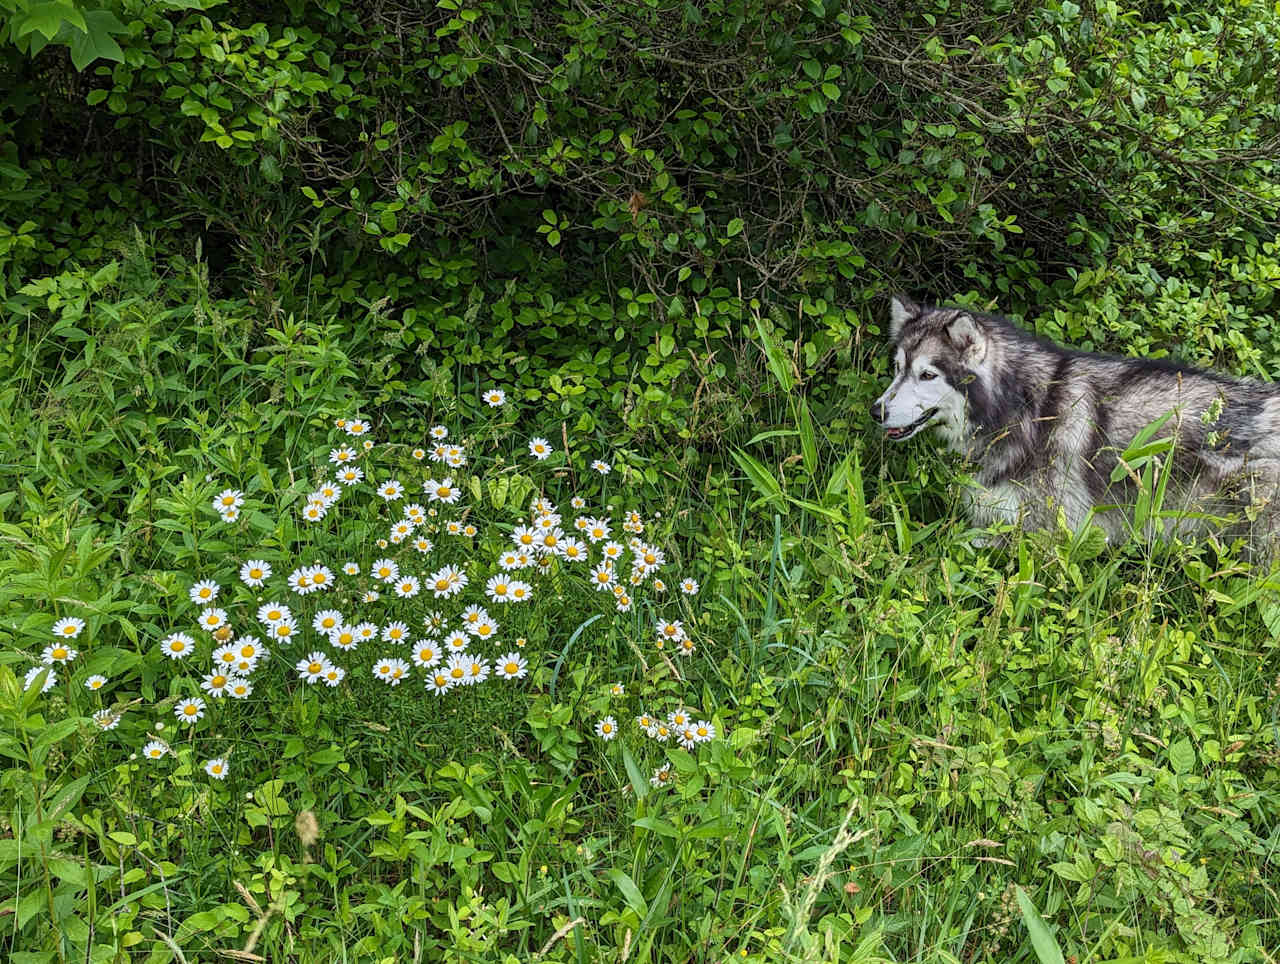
883 408 938 440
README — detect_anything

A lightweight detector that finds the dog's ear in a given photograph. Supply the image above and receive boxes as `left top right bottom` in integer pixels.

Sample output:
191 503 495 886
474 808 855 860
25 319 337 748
888 294 920 340
947 313 987 363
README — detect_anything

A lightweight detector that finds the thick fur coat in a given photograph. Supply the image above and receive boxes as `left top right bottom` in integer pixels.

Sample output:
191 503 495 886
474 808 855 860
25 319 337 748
872 295 1280 556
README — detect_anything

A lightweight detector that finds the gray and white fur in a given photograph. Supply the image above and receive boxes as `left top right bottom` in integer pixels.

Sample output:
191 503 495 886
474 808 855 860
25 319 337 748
872 294 1280 558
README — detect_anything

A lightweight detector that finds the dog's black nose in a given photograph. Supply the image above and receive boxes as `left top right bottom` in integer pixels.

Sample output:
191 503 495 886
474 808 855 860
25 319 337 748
870 400 885 423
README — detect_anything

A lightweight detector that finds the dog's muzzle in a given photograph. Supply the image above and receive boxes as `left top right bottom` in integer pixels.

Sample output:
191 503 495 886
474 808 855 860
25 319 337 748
880 407 938 440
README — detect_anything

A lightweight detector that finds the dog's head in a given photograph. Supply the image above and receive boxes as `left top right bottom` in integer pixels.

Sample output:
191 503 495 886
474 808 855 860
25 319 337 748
871 294 988 444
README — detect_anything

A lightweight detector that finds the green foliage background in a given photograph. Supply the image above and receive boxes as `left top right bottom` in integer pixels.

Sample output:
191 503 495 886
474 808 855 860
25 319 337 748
1 0 1279 961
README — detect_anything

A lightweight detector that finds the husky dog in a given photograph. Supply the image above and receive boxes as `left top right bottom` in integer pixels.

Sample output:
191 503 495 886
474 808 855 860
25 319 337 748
872 294 1280 556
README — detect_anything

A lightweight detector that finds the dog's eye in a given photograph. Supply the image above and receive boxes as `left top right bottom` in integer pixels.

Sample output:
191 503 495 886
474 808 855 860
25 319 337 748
919 370 938 381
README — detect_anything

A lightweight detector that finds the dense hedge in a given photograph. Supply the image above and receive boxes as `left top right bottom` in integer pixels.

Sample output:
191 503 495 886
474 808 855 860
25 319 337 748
2 0 1279 432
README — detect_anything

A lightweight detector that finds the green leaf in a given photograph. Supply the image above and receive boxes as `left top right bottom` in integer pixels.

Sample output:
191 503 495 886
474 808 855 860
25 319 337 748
1015 887 1065 964
731 449 783 507
68 10 127 71
18 2 85 41
1168 737 1195 774
621 745 648 802
726 217 744 237
608 869 648 918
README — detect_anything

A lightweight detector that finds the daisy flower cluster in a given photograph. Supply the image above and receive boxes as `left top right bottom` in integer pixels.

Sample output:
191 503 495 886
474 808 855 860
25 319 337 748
28 400 712 784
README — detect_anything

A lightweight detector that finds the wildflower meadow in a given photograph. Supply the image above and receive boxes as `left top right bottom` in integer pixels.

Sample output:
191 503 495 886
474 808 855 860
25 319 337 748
4 0 1280 961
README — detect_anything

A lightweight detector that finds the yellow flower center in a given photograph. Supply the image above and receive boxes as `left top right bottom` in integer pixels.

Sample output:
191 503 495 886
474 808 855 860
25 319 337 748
436 487 451 498
313 573 326 585
211 675 227 687
52 647 67 660
184 705 198 716
276 626 291 637
170 641 185 652
435 579 450 591
308 662 322 673
450 667 464 679
494 583 508 595
505 662 518 674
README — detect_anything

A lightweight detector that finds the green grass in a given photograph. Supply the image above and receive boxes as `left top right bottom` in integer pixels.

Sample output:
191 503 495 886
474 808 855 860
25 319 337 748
1 254 1278 964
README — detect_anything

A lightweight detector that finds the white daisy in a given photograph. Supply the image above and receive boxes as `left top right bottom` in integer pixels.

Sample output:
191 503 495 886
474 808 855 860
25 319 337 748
424 477 461 505
322 664 346 687
189 579 221 605
426 670 454 695
200 672 233 698
372 657 410 686
377 479 405 501
204 757 230 780
40 643 77 664
329 446 357 464
175 697 207 723
142 740 169 760
592 460 611 475
444 653 470 687
227 678 253 699
483 388 506 407
394 575 421 598
240 560 272 586
296 652 330 684
650 764 673 788
313 609 344 635
528 437 552 460
198 607 229 632
371 558 400 583
680 578 699 595
85 674 108 691
495 652 528 679
336 466 364 486
330 625 359 651
411 639 442 668
258 602 291 626
427 564 467 598
213 488 244 513
595 716 619 741
51 616 86 639
656 619 686 643
92 709 122 730
382 621 410 645
307 565 335 591
160 632 195 660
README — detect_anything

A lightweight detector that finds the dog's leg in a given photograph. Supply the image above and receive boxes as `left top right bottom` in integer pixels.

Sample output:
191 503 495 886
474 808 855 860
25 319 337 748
962 479 1026 545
